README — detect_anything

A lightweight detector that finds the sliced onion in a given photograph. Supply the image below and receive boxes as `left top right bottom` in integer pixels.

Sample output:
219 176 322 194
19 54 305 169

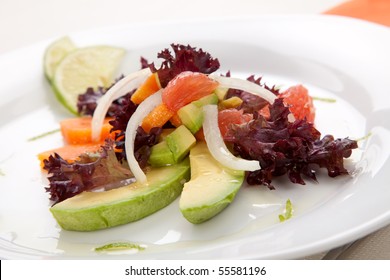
91 68 152 141
203 104 261 171
208 74 276 104
124 90 162 184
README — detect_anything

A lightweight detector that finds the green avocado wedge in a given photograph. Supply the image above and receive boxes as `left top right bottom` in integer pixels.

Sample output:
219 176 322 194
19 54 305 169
50 158 190 231
179 142 244 224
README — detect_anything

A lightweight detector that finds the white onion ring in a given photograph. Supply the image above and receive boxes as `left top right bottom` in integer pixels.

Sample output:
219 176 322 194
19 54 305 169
208 74 277 104
124 90 163 184
91 68 151 141
203 104 261 171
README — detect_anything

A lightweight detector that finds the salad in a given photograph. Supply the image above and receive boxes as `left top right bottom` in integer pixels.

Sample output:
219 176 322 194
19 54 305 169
41 43 358 231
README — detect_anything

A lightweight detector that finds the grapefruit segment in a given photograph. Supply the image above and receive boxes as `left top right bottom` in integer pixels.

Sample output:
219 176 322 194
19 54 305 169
218 109 253 138
280 84 315 123
257 84 315 123
162 71 219 112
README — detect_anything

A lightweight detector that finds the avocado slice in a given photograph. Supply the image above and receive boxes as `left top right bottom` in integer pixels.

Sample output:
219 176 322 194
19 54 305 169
50 158 190 231
179 142 244 224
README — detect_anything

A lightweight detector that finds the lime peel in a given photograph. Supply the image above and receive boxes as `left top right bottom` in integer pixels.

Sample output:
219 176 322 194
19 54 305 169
279 199 293 222
94 242 146 252
44 36 76 82
51 45 126 115
312 96 337 103
355 131 372 142
27 128 60 142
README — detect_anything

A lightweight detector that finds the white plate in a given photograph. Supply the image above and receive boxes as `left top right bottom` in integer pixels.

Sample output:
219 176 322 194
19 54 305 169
0 15 389 260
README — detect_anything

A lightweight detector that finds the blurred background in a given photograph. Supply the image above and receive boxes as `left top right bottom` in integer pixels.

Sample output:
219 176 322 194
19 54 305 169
0 0 345 54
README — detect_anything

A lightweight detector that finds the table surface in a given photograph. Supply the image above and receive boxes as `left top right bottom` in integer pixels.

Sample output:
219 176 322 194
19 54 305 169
1 0 389 260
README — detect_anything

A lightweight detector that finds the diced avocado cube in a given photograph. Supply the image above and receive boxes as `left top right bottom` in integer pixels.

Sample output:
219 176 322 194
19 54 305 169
192 93 218 107
219 96 243 109
149 141 175 167
177 103 203 134
177 93 219 134
159 128 175 141
166 125 196 162
213 87 229 100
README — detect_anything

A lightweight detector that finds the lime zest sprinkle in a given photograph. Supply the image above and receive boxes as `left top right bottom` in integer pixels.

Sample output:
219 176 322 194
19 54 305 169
312 96 337 103
94 242 146 252
27 128 60 142
355 132 372 142
279 199 293 222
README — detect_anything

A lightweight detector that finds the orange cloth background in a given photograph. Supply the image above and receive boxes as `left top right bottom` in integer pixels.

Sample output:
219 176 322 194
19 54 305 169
324 0 390 26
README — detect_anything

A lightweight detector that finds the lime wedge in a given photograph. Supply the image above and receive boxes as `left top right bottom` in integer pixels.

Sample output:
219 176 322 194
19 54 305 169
52 46 126 114
43 36 76 81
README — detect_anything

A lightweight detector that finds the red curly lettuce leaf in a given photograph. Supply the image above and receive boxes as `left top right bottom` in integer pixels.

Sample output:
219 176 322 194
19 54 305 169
44 126 162 204
107 95 162 164
133 126 162 168
43 140 133 204
225 99 358 188
77 76 135 117
307 135 357 177
148 44 220 87
140 56 150 69
112 124 162 166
